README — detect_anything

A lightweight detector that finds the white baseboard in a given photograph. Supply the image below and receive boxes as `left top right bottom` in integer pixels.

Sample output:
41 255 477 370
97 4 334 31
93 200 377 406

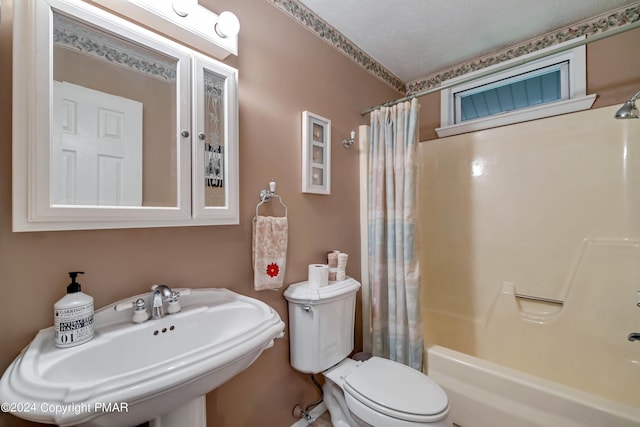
290 402 328 427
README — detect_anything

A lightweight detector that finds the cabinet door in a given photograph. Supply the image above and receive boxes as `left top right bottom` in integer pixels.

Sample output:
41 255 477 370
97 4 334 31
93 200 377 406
13 0 194 231
191 54 239 224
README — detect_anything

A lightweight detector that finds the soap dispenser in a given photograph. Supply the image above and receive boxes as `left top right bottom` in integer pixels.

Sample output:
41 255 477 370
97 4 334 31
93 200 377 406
54 272 95 348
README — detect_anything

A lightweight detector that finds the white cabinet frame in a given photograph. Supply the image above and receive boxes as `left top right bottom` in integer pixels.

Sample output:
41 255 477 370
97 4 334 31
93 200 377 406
12 0 239 231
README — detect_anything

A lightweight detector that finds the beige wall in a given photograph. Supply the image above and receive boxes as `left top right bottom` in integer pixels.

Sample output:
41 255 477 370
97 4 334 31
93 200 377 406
0 1 400 426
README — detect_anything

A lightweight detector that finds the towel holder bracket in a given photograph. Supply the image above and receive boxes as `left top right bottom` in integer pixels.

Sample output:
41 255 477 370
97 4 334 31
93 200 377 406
260 180 277 202
260 189 274 202
256 180 287 217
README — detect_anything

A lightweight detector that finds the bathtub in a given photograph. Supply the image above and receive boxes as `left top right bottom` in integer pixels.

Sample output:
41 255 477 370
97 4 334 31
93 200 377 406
427 345 640 427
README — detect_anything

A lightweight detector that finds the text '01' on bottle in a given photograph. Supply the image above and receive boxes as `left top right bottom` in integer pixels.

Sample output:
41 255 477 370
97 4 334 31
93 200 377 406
54 271 94 348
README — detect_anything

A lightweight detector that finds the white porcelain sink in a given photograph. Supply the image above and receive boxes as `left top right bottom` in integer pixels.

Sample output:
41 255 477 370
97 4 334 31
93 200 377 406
0 288 285 426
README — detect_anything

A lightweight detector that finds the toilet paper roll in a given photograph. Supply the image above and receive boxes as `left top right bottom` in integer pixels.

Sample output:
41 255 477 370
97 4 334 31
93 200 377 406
337 252 349 270
308 264 329 287
327 252 339 268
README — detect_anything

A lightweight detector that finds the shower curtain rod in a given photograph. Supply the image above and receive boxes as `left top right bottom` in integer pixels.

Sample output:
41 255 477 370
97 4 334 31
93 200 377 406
361 19 640 116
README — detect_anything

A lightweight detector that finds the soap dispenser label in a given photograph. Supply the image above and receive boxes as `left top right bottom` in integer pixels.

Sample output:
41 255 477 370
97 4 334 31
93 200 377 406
54 303 94 348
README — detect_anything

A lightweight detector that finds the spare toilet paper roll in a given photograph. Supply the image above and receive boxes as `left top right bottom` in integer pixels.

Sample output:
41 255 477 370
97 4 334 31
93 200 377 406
327 252 339 268
337 252 349 270
308 264 329 287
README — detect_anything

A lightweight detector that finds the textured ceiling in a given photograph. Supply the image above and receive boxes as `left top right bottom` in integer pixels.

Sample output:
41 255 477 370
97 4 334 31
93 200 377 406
297 0 639 84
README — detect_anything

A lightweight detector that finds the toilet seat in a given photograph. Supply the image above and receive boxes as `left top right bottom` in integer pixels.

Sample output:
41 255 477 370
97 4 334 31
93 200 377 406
342 357 449 423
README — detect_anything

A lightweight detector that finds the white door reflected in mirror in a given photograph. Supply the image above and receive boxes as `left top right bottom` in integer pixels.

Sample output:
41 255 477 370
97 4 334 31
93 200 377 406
52 82 143 206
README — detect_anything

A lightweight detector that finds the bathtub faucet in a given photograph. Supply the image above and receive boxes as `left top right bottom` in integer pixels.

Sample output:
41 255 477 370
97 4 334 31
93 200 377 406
628 332 640 342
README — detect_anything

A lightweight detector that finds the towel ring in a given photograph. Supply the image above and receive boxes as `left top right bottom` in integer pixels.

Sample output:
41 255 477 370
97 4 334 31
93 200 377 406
256 180 288 217
256 195 287 217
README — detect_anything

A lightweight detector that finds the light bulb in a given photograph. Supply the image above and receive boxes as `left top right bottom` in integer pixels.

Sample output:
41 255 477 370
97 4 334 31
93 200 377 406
215 11 240 38
172 0 197 17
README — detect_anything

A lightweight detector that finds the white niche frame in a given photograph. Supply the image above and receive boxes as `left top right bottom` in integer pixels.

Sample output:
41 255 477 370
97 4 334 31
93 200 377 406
301 111 331 195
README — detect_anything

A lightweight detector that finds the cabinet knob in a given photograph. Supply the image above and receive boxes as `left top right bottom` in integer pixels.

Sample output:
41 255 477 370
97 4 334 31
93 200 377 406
198 132 206 141
181 130 190 137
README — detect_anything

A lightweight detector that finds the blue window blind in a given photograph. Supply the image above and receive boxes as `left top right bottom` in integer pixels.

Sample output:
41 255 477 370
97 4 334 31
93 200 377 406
456 62 567 123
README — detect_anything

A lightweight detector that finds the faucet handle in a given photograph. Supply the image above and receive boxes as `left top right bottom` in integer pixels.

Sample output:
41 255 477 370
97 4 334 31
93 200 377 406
114 297 150 323
166 288 191 314
132 298 149 323
115 298 139 312
150 284 191 299
134 298 146 310
172 288 192 298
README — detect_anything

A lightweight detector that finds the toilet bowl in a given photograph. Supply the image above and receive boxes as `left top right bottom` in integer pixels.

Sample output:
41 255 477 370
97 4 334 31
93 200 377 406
284 278 452 427
323 357 451 427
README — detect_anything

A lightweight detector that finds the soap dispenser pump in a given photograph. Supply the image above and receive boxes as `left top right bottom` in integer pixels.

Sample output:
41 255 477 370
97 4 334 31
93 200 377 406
54 272 95 348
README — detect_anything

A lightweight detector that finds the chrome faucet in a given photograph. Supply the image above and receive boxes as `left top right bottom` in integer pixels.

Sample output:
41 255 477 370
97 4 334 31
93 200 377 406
114 285 190 323
151 284 174 320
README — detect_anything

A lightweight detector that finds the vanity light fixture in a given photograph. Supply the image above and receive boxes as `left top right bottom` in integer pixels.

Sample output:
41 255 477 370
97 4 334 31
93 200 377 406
95 0 239 59
614 90 640 119
342 130 356 148
215 11 240 38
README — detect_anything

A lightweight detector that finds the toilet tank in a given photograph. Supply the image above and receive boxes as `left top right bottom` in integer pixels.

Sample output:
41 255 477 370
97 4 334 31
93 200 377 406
284 278 361 374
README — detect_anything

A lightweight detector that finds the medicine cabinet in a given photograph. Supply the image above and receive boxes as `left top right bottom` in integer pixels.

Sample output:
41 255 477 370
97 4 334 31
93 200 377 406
12 0 239 231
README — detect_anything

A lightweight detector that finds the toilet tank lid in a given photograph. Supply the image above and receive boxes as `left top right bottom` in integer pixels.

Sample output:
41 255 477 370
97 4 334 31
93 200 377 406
284 277 361 303
344 357 449 419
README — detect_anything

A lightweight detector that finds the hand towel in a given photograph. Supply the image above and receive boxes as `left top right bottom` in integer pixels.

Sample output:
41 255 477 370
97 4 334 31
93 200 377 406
252 215 288 291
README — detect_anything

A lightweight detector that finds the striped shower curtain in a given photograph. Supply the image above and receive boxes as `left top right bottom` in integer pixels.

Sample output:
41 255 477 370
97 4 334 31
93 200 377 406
368 98 422 370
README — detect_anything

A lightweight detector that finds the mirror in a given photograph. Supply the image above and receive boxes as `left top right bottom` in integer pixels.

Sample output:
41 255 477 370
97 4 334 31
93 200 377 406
13 0 239 231
192 56 239 219
203 69 226 207
52 11 178 207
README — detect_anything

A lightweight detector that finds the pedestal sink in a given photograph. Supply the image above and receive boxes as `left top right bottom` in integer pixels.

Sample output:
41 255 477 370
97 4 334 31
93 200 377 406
0 288 285 426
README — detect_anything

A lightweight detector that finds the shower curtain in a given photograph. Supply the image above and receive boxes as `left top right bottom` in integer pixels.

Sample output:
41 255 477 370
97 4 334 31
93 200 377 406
368 98 422 370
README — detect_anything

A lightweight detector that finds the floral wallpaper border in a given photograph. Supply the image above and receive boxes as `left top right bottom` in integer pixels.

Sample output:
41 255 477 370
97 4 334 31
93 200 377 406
54 14 177 82
269 0 640 96
407 2 640 95
267 0 407 93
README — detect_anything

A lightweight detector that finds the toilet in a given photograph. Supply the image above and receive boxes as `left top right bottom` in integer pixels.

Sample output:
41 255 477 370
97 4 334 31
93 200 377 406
284 278 452 427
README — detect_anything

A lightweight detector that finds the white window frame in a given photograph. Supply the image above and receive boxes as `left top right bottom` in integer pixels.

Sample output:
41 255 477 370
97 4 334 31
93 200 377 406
437 37 596 138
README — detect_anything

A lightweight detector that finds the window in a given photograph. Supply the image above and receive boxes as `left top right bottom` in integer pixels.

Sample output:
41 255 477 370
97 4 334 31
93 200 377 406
457 62 566 122
437 38 596 138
